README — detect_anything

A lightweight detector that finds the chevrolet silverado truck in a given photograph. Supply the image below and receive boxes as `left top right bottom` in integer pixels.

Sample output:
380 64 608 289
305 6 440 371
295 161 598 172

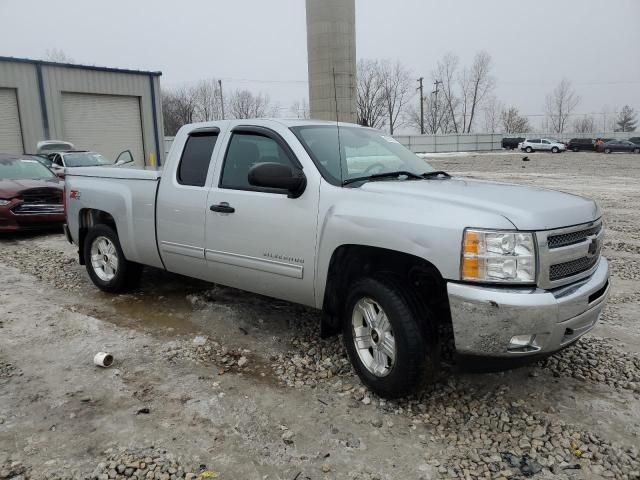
64 119 610 397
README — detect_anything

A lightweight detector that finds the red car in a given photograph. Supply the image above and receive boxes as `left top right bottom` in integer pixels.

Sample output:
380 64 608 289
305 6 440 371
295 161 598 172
0 154 65 232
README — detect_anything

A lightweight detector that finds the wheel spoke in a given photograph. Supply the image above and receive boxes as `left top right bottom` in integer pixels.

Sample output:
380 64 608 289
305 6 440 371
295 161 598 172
357 300 378 328
353 326 373 350
379 333 396 360
377 312 391 333
373 350 387 374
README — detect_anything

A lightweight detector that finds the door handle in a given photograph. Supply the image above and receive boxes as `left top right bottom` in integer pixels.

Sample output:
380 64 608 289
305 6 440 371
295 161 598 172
210 202 235 214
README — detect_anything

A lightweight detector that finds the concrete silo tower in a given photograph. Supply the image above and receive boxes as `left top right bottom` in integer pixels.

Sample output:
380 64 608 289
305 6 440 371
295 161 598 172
305 0 357 123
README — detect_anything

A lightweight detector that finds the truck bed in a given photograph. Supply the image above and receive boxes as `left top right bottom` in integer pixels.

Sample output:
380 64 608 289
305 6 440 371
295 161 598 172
67 166 162 181
65 165 164 270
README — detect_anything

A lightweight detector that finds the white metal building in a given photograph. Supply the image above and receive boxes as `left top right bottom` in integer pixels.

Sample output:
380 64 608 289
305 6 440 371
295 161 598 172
0 56 164 166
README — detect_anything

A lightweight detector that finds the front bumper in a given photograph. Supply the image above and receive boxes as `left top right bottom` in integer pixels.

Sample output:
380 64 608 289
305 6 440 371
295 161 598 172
0 203 65 232
447 257 610 357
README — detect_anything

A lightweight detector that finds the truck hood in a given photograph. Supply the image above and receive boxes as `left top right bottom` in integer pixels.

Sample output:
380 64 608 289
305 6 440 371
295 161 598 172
0 178 62 198
359 177 599 230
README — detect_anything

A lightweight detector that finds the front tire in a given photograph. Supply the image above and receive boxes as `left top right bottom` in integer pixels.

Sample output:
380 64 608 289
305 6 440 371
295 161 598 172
634 148 640 154
84 224 142 293
343 276 437 398
604 148 611 154
551 147 559 153
525 146 533 153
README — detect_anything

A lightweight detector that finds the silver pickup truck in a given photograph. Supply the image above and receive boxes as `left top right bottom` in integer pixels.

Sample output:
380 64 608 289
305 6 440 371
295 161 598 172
64 119 610 397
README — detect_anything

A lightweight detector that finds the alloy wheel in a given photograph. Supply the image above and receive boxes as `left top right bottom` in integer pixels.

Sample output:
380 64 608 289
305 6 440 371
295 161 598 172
90 236 119 282
351 297 396 377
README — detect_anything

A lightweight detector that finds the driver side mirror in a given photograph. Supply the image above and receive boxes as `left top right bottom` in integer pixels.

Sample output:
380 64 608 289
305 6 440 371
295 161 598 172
54 169 65 179
248 162 306 198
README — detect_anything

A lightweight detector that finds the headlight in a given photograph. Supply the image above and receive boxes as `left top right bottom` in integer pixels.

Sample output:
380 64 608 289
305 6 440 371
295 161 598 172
461 229 536 284
0 199 11 206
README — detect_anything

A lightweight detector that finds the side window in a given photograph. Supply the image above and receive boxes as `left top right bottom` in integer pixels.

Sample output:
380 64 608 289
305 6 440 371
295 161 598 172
220 132 295 190
542 140 550 144
53 155 63 166
177 132 218 187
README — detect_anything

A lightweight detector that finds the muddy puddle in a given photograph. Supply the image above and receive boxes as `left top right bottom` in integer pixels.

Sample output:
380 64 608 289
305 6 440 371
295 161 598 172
69 267 320 354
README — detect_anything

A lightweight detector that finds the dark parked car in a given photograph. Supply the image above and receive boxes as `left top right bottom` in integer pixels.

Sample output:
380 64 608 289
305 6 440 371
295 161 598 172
597 140 640 154
0 154 65 232
501 137 525 150
567 138 596 152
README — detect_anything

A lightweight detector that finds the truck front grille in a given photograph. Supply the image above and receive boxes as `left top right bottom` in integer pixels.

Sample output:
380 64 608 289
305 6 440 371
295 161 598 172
549 255 600 281
536 220 603 289
547 224 602 249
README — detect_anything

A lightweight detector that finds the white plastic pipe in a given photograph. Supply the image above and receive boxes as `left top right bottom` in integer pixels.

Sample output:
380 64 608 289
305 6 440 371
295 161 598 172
93 352 114 368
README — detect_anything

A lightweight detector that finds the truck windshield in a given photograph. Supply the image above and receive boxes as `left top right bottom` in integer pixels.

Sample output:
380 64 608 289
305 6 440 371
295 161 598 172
64 152 113 167
291 125 434 185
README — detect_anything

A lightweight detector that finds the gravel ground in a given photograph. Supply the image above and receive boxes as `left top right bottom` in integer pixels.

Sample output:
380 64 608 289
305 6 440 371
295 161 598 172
1 151 639 480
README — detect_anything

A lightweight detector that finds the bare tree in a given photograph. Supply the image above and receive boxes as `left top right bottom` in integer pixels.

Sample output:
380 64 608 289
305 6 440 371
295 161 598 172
356 59 386 128
193 79 223 121
228 89 274 119
378 60 412 135
434 53 461 133
458 51 494 133
406 90 455 134
615 105 638 132
482 96 502 133
545 79 580 134
290 98 310 119
572 115 595 133
501 106 530 133
45 48 74 63
161 87 198 136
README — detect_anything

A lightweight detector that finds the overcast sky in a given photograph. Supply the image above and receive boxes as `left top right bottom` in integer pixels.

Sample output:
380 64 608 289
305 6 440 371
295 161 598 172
1 0 639 129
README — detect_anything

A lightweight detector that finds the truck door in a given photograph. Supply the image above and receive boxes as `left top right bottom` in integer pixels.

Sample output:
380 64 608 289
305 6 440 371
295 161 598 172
204 125 319 306
156 127 222 280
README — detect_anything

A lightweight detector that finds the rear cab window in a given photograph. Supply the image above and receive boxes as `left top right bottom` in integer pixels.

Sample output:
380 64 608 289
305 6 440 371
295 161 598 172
177 130 219 187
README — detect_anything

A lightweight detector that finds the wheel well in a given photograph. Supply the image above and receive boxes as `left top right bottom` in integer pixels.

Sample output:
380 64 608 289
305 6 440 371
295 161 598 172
321 245 452 349
77 209 117 265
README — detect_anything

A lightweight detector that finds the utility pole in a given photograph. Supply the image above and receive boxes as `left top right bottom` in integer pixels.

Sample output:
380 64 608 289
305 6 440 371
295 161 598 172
218 79 225 120
417 77 425 134
432 80 442 134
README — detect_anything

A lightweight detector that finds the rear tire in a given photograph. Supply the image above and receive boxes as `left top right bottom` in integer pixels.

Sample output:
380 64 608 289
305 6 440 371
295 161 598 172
572 147 579 152
525 146 533 153
634 148 640 154
551 147 559 153
342 276 437 398
604 148 612 154
83 224 142 293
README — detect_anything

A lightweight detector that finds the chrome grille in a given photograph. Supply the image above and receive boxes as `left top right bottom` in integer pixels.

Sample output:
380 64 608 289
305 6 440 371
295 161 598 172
536 219 603 289
549 255 599 281
12 204 64 215
11 188 63 215
548 224 602 249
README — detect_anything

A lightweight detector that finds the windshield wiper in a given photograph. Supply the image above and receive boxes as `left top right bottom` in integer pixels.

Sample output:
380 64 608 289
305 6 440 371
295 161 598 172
421 170 451 179
342 170 424 186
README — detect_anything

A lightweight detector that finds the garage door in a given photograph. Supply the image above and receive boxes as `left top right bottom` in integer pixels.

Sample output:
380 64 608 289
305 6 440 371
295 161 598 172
0 88 24 154
61 92 144 165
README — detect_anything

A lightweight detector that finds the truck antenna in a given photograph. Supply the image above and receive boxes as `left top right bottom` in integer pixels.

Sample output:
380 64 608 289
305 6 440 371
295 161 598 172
332 67 344 184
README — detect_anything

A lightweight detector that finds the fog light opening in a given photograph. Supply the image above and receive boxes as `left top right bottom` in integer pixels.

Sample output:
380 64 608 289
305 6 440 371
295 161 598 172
508 334 541 353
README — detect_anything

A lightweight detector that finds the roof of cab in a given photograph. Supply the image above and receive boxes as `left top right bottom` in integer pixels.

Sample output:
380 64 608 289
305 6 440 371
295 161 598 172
180 118 366 132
